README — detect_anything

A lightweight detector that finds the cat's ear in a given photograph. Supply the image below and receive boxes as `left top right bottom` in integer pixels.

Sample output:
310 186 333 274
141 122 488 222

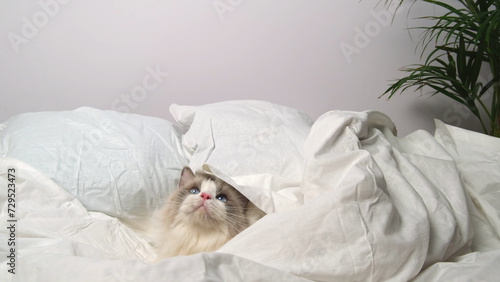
179 166 195 188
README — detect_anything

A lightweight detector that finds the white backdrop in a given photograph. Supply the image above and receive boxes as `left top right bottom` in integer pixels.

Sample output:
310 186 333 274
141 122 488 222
0 0 486 135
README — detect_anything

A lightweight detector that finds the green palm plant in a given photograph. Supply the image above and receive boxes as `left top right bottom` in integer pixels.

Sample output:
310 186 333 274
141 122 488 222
380 0 500 137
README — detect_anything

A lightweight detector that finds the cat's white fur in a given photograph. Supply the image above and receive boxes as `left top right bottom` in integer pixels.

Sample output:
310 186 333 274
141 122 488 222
151 167 265 260
155 221 231 258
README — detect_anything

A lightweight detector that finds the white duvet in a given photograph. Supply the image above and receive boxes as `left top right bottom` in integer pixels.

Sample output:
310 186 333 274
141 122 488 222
1 101 500 281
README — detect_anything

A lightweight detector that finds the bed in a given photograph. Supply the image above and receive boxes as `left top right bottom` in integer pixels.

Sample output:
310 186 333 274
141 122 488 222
1 100 500 281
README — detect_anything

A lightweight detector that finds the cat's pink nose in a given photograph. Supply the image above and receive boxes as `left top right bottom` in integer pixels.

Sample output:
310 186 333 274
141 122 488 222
200 192 212 201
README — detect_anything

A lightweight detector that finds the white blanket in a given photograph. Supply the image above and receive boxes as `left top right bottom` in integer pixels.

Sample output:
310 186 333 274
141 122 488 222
1 102 500 281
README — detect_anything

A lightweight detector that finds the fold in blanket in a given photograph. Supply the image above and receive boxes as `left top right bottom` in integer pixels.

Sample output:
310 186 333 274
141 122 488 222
216 111 472 281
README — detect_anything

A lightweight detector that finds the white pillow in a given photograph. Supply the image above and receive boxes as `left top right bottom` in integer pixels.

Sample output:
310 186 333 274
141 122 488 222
0 107 188 219
169 100 314 178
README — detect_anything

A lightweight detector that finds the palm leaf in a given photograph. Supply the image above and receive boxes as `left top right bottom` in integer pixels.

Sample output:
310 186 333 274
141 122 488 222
377 0 499 136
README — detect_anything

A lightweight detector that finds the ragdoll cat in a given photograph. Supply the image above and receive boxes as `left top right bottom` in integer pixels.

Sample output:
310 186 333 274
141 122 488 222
152 166 265 260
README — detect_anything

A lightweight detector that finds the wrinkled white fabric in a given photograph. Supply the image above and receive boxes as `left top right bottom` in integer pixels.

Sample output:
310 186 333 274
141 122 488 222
0 158 307 282
170 100 314 180
0 104 499 281
0 107 188 220
410 120 500 281
217 111 472 281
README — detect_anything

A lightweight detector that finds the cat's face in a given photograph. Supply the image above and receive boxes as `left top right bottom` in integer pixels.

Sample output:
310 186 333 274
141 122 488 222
168 167 250 234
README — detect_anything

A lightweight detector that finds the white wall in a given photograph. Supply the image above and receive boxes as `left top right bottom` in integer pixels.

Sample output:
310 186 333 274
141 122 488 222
0 0 484 136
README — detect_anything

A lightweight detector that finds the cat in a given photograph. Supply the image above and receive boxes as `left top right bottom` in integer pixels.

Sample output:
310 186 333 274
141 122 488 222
151 166 265 260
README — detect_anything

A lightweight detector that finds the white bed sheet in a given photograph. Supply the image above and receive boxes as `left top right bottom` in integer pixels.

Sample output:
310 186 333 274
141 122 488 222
0 102 499 281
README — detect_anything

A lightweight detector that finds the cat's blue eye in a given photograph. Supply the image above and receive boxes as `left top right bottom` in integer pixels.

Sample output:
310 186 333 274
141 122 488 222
189 188 200 194
216 194 227 202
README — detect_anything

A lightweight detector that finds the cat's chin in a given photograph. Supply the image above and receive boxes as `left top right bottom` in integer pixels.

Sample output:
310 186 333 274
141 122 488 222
180 207 222 229
189 215 221 229
193 202 210 213
189 201 221 219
